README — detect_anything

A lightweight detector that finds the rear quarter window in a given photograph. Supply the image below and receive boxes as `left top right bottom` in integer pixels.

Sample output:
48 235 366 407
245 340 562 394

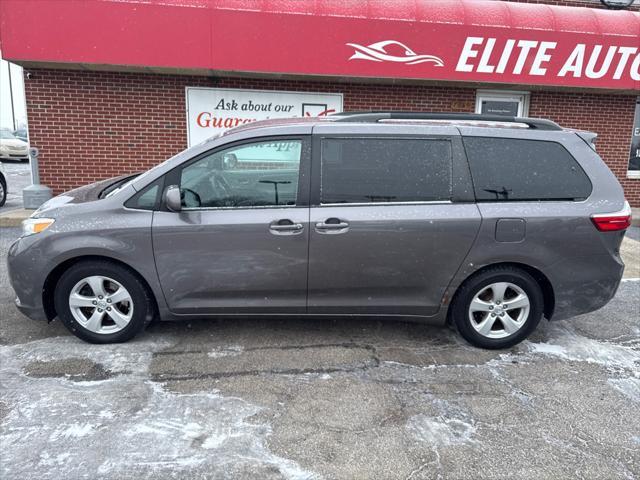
463 137 592 202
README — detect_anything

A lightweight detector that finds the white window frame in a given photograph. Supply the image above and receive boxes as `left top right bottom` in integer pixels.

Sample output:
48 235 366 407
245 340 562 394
475 90 530 117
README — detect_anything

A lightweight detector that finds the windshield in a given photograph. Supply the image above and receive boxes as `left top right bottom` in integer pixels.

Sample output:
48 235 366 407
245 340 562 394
0 130 17 139
104 176 140 198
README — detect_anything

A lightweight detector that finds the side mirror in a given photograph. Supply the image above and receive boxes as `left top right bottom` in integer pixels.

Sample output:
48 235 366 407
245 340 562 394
164 185 182 212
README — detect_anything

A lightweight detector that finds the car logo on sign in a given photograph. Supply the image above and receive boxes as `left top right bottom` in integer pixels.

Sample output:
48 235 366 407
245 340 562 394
346 40 444 66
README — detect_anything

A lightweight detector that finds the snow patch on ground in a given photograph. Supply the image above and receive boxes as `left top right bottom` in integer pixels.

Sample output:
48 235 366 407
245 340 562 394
51 422 97 440
408 397 477 447
408 414 477 446
526 325 639 372
0 336 315 480
608 377 640 403
526 324 640 409
207 345 244 358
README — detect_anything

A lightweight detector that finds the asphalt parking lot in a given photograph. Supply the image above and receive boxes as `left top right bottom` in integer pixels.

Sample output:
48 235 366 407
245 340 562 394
1 226 638 480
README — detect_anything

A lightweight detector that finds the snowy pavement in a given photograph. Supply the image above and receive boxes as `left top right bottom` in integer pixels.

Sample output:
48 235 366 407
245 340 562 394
1 227 639 479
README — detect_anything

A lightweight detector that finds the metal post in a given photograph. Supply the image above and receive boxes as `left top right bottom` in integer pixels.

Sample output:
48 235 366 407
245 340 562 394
23 147 52 209
30 147 40 185
7 62 16 131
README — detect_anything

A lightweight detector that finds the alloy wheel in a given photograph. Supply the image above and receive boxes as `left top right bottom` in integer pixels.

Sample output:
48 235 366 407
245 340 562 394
68 275 134 334
468 282 530 339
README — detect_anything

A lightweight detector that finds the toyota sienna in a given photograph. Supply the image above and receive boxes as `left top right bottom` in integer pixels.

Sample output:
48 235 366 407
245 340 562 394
7 113 631 349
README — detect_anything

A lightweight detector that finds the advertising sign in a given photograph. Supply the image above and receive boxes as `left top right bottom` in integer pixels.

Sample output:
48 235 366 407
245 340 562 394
186 87 343 146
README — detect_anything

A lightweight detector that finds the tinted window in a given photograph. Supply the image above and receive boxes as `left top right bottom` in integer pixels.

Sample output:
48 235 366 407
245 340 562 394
180 140 302 208
321 138 452 204
463 137 592 201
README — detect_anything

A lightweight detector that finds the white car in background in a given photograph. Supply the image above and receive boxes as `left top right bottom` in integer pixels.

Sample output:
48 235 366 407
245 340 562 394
0 129 29 162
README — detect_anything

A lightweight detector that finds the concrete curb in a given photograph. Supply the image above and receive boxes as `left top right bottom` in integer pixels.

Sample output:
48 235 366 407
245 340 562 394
0 209 34 227
632 208 640 227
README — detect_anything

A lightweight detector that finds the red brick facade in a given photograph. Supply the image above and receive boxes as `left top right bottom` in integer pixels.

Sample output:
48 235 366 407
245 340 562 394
23 68 639 205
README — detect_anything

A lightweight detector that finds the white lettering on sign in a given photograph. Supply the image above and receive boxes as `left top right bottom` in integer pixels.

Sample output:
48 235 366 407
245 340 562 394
456 37 639 82
186 88 343 146
531 42 557 76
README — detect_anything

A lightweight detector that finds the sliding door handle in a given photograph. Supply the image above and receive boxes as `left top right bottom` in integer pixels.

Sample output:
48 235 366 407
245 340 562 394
315 221 349 229
269 219 304 235
315 218 349 233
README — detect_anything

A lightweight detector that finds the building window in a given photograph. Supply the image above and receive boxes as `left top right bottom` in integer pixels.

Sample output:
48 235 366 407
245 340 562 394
628 97 640 179
476 90 530 117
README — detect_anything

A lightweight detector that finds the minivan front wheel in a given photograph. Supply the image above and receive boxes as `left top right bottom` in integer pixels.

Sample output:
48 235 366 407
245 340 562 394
54 261 152 343
451 266 544 349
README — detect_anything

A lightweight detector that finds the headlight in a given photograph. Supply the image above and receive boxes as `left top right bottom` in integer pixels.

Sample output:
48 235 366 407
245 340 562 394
22 218 55 237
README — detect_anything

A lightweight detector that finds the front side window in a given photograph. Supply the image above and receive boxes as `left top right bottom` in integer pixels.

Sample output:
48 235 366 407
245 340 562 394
463 137 592 201
180 139 302 208
320 138 452 204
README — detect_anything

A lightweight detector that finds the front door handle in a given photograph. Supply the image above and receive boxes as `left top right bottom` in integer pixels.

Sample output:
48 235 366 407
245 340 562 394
269 219 304 235
315 218 349 234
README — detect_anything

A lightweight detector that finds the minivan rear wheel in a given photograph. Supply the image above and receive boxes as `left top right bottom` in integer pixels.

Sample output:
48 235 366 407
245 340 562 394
54 260 152 343
451 266 544 349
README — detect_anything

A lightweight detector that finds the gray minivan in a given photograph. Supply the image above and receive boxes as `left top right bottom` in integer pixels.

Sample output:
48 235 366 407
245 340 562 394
7 113 632 349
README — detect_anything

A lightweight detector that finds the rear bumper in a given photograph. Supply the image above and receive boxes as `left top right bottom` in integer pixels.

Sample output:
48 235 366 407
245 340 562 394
547 253 624 321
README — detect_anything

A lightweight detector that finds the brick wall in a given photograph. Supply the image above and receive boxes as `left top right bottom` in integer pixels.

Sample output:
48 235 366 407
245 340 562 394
23 69 639 205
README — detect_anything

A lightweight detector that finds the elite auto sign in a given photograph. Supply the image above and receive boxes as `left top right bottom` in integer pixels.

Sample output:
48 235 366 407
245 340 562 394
202 5 640 91
346 37 640 82
455 38 639 81
2 1 638 91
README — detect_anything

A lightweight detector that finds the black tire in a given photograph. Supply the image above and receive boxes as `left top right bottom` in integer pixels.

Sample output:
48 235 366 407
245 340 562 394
450 266 544 349
54 260 153 343
0 174 6 207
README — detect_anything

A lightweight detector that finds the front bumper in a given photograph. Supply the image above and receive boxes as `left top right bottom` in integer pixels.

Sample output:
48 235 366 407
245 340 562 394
7 236 49 321
14 296 48 321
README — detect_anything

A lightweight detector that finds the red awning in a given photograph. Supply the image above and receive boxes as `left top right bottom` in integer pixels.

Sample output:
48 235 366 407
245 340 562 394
0 0 638 91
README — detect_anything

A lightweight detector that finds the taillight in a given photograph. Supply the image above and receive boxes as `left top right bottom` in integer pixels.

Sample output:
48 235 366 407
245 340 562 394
591 201 632 232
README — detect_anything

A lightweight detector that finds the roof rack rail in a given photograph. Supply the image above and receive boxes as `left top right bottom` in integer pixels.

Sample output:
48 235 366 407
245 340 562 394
332 111 562 131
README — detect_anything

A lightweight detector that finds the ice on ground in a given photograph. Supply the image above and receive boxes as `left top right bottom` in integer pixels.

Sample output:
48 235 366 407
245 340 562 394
207 345 244 358
408 397 477 447
526 324 639 372
608 377 640 403
0 336 315 480
408 414 477 446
